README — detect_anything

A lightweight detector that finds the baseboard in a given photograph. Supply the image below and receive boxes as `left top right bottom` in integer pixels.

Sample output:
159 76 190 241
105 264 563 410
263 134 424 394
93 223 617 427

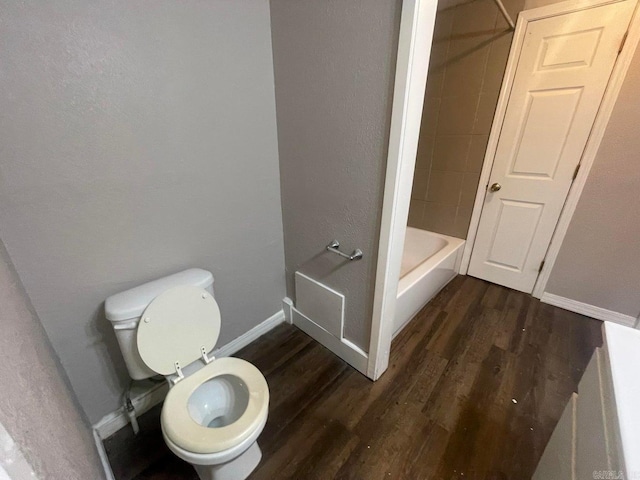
93 381 168 440
93 309 286 439
541 293 638 328
282 297 294 324
291 307 369 375
92 428 116 480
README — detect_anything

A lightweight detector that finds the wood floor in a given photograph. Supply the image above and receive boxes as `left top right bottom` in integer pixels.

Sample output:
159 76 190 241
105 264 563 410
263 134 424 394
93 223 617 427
104 276 603 480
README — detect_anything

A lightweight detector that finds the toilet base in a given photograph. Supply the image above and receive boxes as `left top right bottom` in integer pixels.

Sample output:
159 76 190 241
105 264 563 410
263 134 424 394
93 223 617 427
193 442 262 480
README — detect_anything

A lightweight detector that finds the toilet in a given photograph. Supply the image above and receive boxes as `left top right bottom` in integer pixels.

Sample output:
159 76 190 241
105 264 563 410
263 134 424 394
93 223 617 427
105 269 269 480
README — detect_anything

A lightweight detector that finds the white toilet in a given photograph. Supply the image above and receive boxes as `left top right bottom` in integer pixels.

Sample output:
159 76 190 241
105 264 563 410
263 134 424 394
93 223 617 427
105 269 269 480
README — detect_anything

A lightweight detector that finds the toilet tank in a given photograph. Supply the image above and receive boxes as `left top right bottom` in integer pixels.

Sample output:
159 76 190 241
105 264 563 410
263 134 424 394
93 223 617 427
105 268 214 380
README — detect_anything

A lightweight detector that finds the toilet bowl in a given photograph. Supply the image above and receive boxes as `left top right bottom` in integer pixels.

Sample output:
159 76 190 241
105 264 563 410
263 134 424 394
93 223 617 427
105 271 269 480
160 357 269 480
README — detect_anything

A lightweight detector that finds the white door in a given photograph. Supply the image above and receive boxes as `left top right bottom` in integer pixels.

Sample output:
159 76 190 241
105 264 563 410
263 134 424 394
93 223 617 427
468 0 634 293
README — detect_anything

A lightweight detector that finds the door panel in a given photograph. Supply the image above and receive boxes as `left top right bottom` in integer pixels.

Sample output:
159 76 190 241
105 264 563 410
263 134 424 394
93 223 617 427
510 88 582 178
539 28 603 70
468 0 634 293
486 200 543 271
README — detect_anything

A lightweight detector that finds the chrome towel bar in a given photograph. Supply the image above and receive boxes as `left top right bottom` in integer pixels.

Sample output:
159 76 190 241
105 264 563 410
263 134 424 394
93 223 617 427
326 240 363 261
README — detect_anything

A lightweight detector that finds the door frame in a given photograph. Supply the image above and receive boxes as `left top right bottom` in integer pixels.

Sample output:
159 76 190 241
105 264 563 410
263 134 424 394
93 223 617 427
367 0 437 379
368 0 640 379
458 0 640 299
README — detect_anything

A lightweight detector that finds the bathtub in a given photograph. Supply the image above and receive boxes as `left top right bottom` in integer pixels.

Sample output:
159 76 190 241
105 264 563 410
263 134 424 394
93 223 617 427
394 227 465 336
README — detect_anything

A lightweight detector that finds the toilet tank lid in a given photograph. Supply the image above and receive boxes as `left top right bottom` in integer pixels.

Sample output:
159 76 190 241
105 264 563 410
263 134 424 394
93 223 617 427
105 268 214 322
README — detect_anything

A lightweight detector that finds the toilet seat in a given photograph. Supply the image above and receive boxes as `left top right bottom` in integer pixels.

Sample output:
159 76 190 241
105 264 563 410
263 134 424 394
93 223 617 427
161 357 269 454
136 285 269 456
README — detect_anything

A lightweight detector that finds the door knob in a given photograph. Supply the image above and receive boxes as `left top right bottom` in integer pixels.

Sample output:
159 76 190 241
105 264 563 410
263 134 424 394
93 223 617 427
489 182 502 192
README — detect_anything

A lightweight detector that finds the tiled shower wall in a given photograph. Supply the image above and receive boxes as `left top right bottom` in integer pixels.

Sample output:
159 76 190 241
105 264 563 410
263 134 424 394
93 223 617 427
408 0 525 238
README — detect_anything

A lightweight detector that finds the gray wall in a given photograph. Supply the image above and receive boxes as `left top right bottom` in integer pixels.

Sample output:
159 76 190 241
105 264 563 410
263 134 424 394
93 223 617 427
270 0 402 350
408 0 525 238
0 240 105 479
0 0 285 424
546 46 640 319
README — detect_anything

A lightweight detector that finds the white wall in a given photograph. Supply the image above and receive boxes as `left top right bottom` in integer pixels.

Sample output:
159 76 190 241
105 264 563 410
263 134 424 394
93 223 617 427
0 0 285 424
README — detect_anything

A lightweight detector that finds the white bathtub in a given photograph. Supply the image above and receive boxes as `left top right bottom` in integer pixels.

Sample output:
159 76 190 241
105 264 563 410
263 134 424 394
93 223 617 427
394 227 465 336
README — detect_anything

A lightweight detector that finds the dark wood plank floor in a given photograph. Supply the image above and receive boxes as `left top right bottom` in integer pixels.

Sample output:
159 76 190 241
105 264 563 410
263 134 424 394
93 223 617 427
104 276 602 480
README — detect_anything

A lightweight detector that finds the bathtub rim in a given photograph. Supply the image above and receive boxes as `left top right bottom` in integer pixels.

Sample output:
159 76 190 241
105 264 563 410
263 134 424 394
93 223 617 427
398 228 465 298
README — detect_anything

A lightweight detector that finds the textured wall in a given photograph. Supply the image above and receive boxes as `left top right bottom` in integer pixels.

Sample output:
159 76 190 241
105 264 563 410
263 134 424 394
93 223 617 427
408 0 525 238
270 0 402 350
0 240 105 479
546 47 640 319
0 1 285 424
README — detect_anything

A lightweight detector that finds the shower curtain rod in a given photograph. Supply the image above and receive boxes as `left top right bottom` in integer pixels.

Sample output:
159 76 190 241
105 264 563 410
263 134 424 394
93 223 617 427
492 0 516 29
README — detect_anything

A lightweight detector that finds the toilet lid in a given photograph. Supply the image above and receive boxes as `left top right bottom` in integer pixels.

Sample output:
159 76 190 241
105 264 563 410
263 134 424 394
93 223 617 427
137 285 221 375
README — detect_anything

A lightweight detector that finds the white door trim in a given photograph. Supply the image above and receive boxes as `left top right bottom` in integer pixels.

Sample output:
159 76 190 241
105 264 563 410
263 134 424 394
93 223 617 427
367 0 437 379
459 0 640 301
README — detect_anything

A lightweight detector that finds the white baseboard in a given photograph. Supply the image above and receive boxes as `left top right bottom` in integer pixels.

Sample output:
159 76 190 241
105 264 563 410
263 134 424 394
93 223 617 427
541 293 638 328
93 309 286 439
291 307 368 375
92 428 115 480
282 297 294 324
93 381 168 440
